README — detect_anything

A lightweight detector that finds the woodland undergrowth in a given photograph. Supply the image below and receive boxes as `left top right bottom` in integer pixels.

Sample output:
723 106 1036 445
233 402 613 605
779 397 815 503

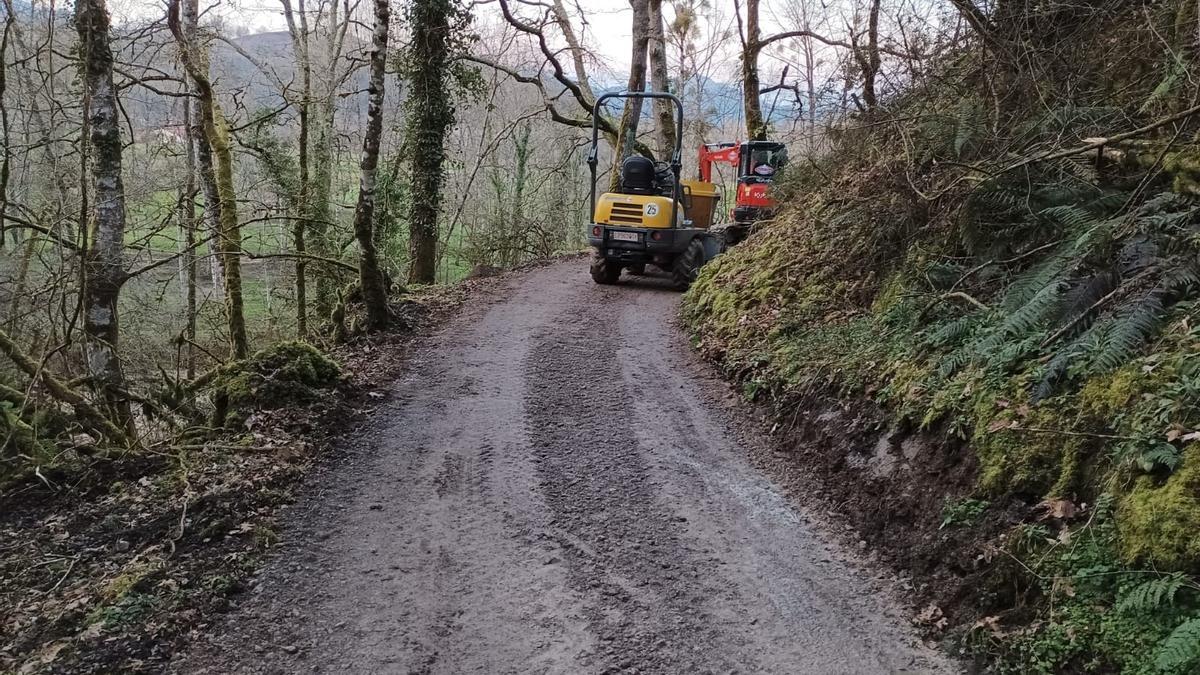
684 1 1200 672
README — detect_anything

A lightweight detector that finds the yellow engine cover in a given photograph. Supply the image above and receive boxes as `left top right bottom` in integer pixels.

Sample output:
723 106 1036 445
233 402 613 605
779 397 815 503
594 193 680 229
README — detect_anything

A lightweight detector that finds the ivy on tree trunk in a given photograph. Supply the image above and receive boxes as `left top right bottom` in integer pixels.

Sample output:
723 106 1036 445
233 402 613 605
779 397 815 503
404 0 457 284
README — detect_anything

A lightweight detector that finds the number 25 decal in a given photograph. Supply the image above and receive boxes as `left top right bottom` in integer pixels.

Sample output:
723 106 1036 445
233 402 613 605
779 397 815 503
644 203 660 217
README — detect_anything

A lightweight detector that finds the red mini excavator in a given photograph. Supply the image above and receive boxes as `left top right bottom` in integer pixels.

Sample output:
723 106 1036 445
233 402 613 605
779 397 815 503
697 140 788 244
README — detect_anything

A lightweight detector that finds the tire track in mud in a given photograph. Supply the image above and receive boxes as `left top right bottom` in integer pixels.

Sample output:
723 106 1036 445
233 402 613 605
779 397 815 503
525 307 758 673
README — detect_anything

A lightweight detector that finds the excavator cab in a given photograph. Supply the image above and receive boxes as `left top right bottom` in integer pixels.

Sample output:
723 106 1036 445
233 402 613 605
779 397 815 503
698 139 788 244
586 91 724 289
733 141 787 225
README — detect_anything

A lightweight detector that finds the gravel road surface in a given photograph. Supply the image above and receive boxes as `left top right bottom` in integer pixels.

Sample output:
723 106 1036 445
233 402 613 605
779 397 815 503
173 259 956 675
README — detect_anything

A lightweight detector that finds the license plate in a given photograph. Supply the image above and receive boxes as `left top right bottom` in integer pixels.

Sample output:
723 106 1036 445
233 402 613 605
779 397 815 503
610 231 640 242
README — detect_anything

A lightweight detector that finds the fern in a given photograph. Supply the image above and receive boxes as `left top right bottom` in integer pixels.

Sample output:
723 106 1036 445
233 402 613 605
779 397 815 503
971 185 1034 217
1034 332 1090 400
953 98 986 158
1051 155 1099 185
1001 252 1074 313
1138 442 1183 472
925 261 967 290
1160 264 1200 296
1040 105 1128 139
1053 270 1120 331
926 315 979 346
992 335 1045 372
936 349 972 380
1155 617 1200 672
996 280 1068 341
1116 574 1187 614
1084 190 1135 216
1033 181 1102 209
1137 191 1195 216
1040 204 1101 231
1087 292 1165 374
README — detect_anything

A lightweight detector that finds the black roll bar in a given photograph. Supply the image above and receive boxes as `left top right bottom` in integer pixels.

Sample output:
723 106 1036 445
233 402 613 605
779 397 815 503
586 91 685 228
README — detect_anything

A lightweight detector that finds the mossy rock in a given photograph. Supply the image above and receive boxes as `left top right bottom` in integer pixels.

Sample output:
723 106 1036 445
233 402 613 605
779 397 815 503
1118 444 1200 572
210 341 341 427
0 388 70 484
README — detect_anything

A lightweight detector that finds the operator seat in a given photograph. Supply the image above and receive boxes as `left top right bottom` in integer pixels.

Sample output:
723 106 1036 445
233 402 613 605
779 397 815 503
619 156 656 195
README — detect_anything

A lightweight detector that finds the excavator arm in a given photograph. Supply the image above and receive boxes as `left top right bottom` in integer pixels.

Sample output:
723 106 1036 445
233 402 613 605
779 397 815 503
697 143 740 182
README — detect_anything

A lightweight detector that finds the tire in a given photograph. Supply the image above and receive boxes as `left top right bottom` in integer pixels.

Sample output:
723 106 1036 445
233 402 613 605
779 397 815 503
626 263 647 276
670 237 706 290
590 255 621 285
723 224 748 247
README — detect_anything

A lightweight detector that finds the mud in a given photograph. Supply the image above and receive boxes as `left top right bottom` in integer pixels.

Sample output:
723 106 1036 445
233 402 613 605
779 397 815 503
172 260 957 674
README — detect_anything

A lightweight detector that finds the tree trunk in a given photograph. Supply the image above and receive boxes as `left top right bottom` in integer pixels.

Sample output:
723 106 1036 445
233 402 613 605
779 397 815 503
855 0 882 113
741 0 767 141
352 0 390 328
647 0 677 159
181 0 223 295
611 0 651 189
281 0 311 336
76 0 135 436
193 89 224 294
308 1 345 317
551 0 596 104
310 98 336 314
0 10 11 251
0 327 131 445
180 95 197 379
0 3 70 246
169 0 249 359
406 0 455 284
209 107 249 358
803 32 817 151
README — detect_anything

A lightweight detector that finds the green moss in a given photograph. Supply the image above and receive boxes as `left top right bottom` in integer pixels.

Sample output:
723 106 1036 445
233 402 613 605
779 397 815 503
1 402 48 458
98 556 163 603
210 341 341 427
972 404 1087 497
1118 444 1200 571
1078 367 1142 421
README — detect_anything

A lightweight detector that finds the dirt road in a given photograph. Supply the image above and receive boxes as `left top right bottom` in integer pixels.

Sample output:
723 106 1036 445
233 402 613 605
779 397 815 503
174 260 955 674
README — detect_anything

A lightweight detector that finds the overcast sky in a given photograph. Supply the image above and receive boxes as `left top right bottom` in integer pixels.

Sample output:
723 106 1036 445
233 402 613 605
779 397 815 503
108 0 859 89
108 0 810 70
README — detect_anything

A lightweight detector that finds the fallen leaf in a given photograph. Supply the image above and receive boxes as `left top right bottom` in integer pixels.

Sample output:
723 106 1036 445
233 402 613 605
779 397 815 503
971 615 1003 636
916 603 948 630
1039 498 1078 520
987 418 1014 433
32 641 68 668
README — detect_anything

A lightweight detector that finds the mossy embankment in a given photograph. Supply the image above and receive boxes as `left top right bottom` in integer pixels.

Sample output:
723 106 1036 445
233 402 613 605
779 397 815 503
684 2 1200 671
